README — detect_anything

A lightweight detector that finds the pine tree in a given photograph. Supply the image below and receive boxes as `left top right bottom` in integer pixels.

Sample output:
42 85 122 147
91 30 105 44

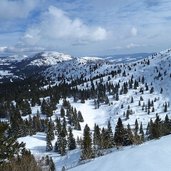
151 115 162 139
46 132 53 151
131 97 134 103
54 141 59 152
81 124 93 160
93 124 101 155
77 111 84 122
55 130 67 156
47 120 55 141
139 122 144 142
164 102 168 112
62 118 67 136
60 108 65 118
101 127 108 149
67 127 76 150
124 124 134 145
126 109 130 120
163 114 171 135
1 149 42 171
114 118 125 146
115 93 119 101
62 166 66 171
0 123 25 162
49 157 55 171
135 119 139 135
46 120 54 152
107 121 114 148
126 124 134 144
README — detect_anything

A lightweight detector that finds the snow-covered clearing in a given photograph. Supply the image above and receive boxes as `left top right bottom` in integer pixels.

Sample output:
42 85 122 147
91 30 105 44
18 132 81 170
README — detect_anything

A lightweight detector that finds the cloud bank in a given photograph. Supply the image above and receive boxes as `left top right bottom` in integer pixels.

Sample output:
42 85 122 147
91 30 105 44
1 0 171 56
22 6 107 49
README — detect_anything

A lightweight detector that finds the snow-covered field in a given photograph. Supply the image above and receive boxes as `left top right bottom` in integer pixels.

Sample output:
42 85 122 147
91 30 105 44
70 135 171 171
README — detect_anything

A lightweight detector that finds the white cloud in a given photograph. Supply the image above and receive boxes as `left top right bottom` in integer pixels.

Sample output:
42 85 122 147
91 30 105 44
0 46 7 52
131 27 138 37
0 46 45 54
1 0 171 56
112 46 123 50
22 6 107 48
126 43 143 49
112 43 145 51
0 0 39 20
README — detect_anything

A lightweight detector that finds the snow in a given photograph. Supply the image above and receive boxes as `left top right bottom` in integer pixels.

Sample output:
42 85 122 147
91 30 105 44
8 48 171 170
18 132 81 170
18 133 47 155
0 70 13 76
71 100 108 129
29 51 73 66
18 132 171 171
70 135 171 171
78 56 104 64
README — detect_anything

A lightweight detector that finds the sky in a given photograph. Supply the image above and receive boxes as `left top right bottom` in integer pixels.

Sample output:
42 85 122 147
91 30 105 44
0 0 171 56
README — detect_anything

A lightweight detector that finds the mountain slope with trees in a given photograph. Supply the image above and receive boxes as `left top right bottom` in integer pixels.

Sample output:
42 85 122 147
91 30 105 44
1 49 171 170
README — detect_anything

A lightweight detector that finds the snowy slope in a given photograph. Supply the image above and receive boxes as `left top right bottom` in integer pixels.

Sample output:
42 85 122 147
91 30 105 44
16 48 171 171
18 132 171 171
28 51 73 66
70 135 171 171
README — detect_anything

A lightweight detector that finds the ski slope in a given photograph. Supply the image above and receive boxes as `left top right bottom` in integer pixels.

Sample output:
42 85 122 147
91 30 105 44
70 135 171 171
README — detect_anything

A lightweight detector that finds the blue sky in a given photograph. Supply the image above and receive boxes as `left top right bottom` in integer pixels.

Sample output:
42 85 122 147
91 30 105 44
0 0 171 56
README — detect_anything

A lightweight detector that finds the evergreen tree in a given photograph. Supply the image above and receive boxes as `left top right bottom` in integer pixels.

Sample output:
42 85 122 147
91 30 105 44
124 124 134 145
139 122 144 142
0 123 25 163
151 115 161 139
93 124 101 154
47 120 55 141
77 111 84 122
114 118 125 146
163 114 171 135
107 121 114 148
46 120 54 152
81 124 93 160
164 102 168 112
55 130 67 156
134 119 139 135
115 93 119 101
60 108 65 118
67 127 76 150
49 157 55 171
131 97 134 103
1 149 42 171
46 132 53 151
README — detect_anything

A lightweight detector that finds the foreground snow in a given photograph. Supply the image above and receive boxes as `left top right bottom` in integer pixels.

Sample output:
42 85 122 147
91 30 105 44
70 135 171 171
18 132 171 171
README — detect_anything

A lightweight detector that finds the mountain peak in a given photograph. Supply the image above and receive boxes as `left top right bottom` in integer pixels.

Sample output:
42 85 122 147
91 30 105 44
28 51 73 66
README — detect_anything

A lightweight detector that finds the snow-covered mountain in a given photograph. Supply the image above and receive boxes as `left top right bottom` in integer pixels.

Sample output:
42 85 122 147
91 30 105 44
28 51 73 66
0 51 151 82
0 51 106 82
2 48 171 171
